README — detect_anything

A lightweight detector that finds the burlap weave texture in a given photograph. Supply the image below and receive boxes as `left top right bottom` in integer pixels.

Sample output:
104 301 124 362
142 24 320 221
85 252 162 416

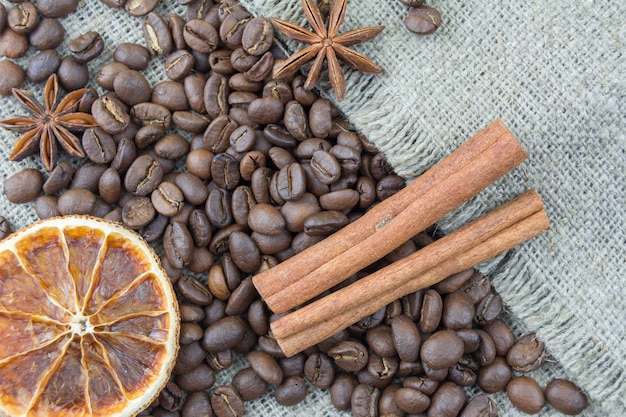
0 0 624 416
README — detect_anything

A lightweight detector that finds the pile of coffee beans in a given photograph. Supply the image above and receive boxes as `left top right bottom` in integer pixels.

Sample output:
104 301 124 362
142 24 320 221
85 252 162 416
1 1 588 416
398 1 443 35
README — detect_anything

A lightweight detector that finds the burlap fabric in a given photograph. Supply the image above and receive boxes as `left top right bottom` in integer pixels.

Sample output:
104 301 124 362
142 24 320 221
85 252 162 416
0 1 623 416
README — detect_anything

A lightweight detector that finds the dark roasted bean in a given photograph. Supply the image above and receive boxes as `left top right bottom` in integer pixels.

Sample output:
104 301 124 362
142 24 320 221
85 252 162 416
506 333 547 372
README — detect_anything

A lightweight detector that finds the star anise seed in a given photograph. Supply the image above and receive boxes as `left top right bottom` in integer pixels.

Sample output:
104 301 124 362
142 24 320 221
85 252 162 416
272 0 384 101
0 74 96 171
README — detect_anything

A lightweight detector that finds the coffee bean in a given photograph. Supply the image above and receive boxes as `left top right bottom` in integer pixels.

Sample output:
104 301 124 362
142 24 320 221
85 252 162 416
232 367 268 401
144 12 173 56
473 329 497 367
241 16 273 56
460 394 498 417
475 290 503 325
328 373 357 411
210 385 244 417
209 49 235 75
27 18 64 51
68 32 104 64
328 340 369 372
0 28 29 59
428 381 467 417
7 2 37 34
152 80 190 112
164 222 194 269
201 316 247 352
544 378 587 415
405 5 442 35
26 50 61 83
393 386 430 414
351 384 380 417
459 271 492 304
442 291 475 330
159 381 183 412
243 51 273 82
0 59 24 96
173 342 206 375
92 94 131 134
4 169 43 204
165 49 195 81
40 161 72 195
476 356 512 393
35 195 59 219
131 102 172 129
263 124 297 148
247 350 283 385
304 352 335 389
311 150 341 185
175 363 216 392
390 315 421 362
506 333 547 372
82 127 117 164
37 0 79 18
181 391 212 417
121 196 155 229
140 214 169 243
280 193 320 232
229 230 261 273
434 268 474 294
219 9 251 50
58 188 96 215
420 288 442 333
125 154 163 196
506 376 545 414
211 152 240 190
204 115 237 153
303 210 348 236
456 328 481 354
151 182 184 217
225 276 257 316
309 98 332 138
111 137 137 173
420 329 464 370
125 0 159 17
482 318 515 357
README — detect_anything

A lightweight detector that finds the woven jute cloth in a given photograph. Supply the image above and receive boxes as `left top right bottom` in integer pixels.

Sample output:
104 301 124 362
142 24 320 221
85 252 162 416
0 1 624 416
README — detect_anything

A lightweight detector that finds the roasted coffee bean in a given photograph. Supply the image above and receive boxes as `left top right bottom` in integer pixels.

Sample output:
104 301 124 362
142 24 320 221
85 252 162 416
7 2 37 34
206 188 233 228
211 152 240 190
159 381 183 411
225 276 257 315
319 189 360 211
96 62 129 91
248 96 284 124
247 350 283 385
153 80 189 112
125 0 159 16
420 288 443 332
246 299 268 336
207 349 235 372
176 363 216 392
442 291 476 330
173 111 210 134
28 18 64 50
69 162 108 193
229 125 255 153
376 174 405 200
35 195 60 219
309 98 332 138
460 394 498 417
482 318 515 357
390 314 421 362
179 322 203 345
184 18 219 54
144 12 173 56
402 376 438 396
124 154 163 196
310 150 341 184
241 16 273 56
37 0 79 18
329 373 358 411
92 95 131 134
139 213 169 243
181 391 212 417
434 268 474 294
272 376 306 407
506 333 547 372
167 13 186 51
0 28 29 59
420 329 464 370
80 87 99 115
210 385 244 417
204 115 237 153
171 172 206 206
506 376 545 414
456 328 481 353
377 384 403 416
263 124 297 148
328 340 369 372
475 291 503 325
394 386 430 414
460 271 492 304
545 378 587 415
229 231 261 273
245 203 283 235
473 329 497 367
303 210 348 236
112 136 137 173
151 182 184 217
219 9 251 50
154 134 189 160
448 354 479 387
268 147 296 170
82 128 117 164
58 188 96 215
405 5 442 35
41 161 72 195
57 56 89 90
351 384 380 417
304 352 335 389
164 49 195 81
163 222 194 269
208 49 235 75
185 0 213 20
428 381 467 417
231 185 254 226
243 50 273 82
112 43 151 71
365 325 396 358
122 196 155 229
203 73 230 117
202 316 247 352
4 169 43 204
0 59 24 95
68 31 104 63
173 341 205 375
184 72 207 113
280 193 320 232
279 354 306 378
366 352 399 386
131 102 172 129
0 5 5 33
177 275 212 307
476 356 511 393
26 50 61 83
232 367 268 401
350 308 386 333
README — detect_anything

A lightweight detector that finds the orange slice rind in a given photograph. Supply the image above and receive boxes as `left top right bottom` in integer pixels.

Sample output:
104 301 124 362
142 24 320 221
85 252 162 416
0 215 179 417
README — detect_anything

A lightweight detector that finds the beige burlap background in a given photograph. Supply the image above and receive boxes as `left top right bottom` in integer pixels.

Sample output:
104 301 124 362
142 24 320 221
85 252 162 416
1 1 624 416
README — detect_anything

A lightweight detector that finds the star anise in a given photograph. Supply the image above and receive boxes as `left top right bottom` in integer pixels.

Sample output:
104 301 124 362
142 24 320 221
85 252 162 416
272 0 384 101
0 74 96 171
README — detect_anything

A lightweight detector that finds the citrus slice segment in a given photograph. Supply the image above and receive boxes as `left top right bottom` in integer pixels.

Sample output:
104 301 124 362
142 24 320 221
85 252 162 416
0 216 179 417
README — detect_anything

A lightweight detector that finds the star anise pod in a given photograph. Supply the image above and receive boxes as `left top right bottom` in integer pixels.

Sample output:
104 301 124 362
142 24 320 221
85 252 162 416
0 74 96 171
272 0 384 101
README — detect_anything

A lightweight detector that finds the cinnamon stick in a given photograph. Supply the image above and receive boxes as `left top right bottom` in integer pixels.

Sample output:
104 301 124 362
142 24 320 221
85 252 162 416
254 119 528 314
272 190 550 357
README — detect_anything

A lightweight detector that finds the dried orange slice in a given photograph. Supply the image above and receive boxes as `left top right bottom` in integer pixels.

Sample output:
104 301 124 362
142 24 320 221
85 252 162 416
0 216 179 417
